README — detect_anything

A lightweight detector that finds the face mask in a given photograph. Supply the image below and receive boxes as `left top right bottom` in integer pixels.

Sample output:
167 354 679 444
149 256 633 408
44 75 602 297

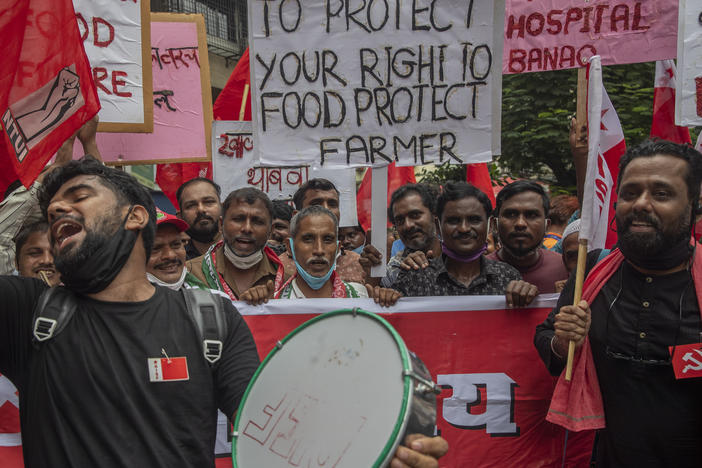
223 242 263 270
441 242 487 262
351 245 364 255
146 267 188 291
288 238 337 290
56 208 138 294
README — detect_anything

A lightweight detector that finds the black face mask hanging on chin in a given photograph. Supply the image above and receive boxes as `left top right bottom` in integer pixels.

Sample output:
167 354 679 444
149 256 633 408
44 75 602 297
57 208 139 294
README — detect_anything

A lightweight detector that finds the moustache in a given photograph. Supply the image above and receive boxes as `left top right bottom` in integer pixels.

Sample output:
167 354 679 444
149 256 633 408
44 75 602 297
155 259 183 270
305 256 330 267
403 227 425 237
508 232 533 240
452 231 478 240
193 212 215 225
621 212 660 230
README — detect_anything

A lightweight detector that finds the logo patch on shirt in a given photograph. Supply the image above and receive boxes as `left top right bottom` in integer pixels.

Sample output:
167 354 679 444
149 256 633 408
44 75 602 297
670 343 702 380
148 357 189 382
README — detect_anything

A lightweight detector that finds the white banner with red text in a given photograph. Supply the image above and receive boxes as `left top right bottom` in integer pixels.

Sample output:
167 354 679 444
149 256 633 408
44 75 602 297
233 295 594 468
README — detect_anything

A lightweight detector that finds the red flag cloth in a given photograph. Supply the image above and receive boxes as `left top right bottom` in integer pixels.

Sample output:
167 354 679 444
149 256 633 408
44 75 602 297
466 163 496 208
0 0 99 200
213 48 251 121
651 60 692 144
0 374 23 467
156 162 212 210
547 244 702 431
356 163 417 232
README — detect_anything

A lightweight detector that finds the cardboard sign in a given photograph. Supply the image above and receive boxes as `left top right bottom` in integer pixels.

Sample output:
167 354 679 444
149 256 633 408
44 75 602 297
73 0 153 132
80 14 213 165
248 1 504 168
676 0 702 126
503 0 679 74
212 121 358 227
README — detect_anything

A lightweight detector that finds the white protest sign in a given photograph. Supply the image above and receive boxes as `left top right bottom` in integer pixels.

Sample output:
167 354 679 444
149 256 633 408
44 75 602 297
73 0 153 132
676 0 702 126
212 121 359 227
248 0 504 168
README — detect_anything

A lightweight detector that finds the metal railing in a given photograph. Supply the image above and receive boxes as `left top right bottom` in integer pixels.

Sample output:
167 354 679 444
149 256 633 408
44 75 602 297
152 0 247 61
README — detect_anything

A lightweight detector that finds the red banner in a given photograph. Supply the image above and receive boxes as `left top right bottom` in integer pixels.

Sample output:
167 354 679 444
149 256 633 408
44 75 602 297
235 296 594 467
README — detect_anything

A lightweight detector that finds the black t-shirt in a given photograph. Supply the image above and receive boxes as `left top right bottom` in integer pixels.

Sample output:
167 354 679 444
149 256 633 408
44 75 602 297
0 277 260 468
535 254 702 467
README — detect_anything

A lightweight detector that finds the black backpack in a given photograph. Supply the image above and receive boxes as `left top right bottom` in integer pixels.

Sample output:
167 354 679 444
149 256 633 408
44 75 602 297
32 286 227 365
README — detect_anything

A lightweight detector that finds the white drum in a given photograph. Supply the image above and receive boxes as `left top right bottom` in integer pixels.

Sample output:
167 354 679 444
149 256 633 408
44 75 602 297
232 308 439 468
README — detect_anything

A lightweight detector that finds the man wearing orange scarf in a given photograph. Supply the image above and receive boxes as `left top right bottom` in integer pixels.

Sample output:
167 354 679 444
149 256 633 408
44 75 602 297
535 140 702 467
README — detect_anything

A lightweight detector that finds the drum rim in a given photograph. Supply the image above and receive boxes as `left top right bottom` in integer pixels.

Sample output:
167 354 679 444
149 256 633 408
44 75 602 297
231 308 413 468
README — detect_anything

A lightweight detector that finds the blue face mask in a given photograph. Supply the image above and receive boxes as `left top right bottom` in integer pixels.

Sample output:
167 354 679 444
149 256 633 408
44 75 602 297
351 245 364 255
288 238 338 290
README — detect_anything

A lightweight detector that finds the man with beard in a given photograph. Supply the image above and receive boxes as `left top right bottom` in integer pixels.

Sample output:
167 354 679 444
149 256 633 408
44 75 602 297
279 178 366 283
146 209 208 290
267 200 293 256
176 178 223 259
360 184 441 287
13 221 59 285
487 181 568 293
534 140 702 467
0 157 261 467
187 187 287 301
391 182 537 306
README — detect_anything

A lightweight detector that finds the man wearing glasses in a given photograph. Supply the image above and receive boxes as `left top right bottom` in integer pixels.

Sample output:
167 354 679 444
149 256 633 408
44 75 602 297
534 140 702 467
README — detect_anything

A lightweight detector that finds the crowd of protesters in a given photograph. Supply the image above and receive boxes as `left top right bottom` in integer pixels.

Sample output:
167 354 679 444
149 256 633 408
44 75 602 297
1 116 701 468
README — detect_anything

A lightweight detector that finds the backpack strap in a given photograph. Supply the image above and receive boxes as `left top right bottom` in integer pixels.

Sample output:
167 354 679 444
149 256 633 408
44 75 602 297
182 288 228 365
32 287 77 343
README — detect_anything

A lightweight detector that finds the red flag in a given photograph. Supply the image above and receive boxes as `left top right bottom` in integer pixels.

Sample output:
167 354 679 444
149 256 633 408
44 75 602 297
651 60 691 144
0 0 99 200
581 56 625 250
156 162 212 210
213 48 251 121
357 163 416 231
466 163 496 208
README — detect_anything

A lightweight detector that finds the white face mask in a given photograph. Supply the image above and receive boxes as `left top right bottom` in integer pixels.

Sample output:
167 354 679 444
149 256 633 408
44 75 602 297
223 242 264 270
146 266 188 291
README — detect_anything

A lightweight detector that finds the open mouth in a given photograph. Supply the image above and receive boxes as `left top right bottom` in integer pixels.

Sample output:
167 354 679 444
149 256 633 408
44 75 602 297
52 219 83 250
157 262 182 273
35 268 56 278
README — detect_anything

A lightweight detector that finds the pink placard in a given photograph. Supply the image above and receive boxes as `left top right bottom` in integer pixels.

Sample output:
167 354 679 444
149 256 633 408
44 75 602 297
503 0 679 74
76 16 212 164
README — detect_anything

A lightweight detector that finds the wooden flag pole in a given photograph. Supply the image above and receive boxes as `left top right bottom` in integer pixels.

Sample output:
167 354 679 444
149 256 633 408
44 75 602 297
565 67 590 381
565 238 588 380
239 84 250 121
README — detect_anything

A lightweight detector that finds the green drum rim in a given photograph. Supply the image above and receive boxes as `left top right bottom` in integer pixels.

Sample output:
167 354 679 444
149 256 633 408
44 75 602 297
232 308 412 468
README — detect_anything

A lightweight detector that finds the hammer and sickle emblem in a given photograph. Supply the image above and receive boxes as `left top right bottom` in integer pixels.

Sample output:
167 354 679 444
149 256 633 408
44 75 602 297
682 348 702 373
